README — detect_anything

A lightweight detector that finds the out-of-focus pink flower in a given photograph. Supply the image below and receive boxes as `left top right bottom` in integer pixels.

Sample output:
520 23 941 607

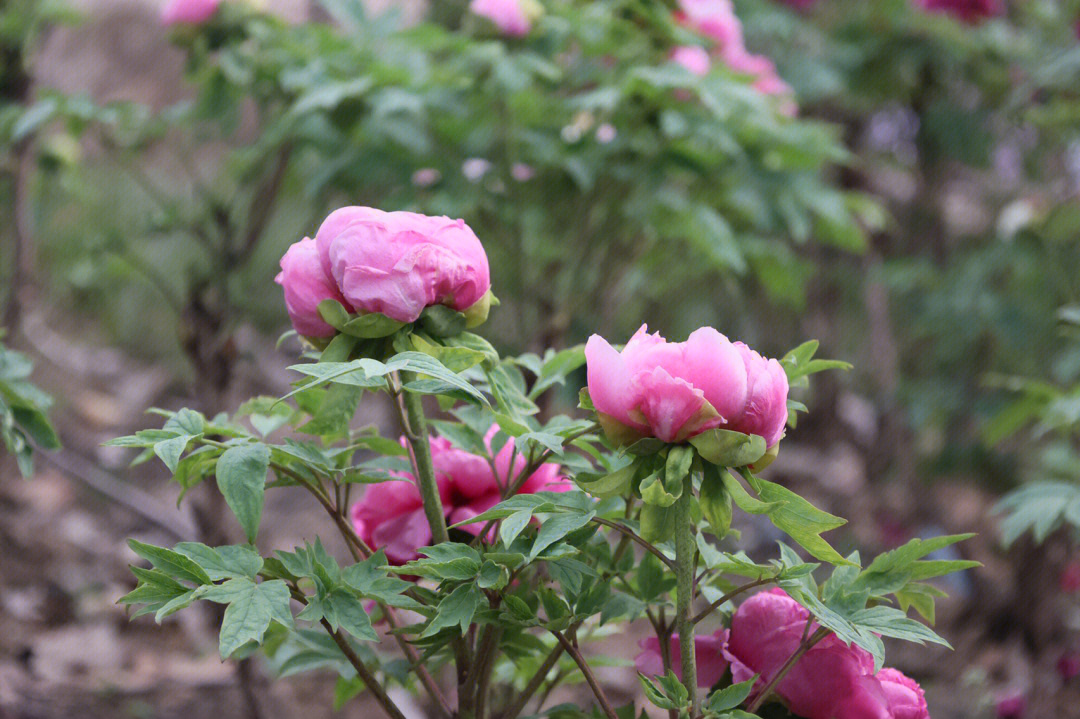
585 325 748 444
511 163 535 181
161 0 221 25
1057 651 1080 680
1060 561 1080 592
995 690 1026 718
411 168 441 187
917 0 1003 23
463 158 493 182
726 589 890 719
313 207 491 324
275 237 350 338
676 0 743 50
672 45 712 76
351 426 570 562
439 426 572 537
729 343 789 449
877 668 930 719
595 123 617 144
634 629 730 688
469 0 535 37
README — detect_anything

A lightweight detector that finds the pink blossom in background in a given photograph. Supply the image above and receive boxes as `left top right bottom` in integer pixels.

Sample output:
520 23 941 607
1057 651 1080 680
470 0 533 37
995 690 1026 718
411 168 441 187
161 0 222 25
676 0 743 51
438 426 572 537
1060 561 1080 592
463 158 493 182
311 207 490 324
672 45 712 76
595 123 617 144
274 237 350 338
634 630 730 688
351 426 570 562
511 163 535 181
917 0 1003 23
585 325 749 444
877 668 930 719
726 589 891 719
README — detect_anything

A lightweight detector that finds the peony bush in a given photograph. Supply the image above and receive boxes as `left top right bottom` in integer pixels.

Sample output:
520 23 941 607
114 206 975 718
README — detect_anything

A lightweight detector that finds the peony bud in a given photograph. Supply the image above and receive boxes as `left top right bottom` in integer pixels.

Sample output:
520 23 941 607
313 207 491 325
274 237 350 338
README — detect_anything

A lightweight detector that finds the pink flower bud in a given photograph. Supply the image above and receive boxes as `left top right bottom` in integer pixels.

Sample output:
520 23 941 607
585 325 748 444
313 207 491 324
161 0 222 26
672 45 712 76
995 690 1026 719
1060 561 1080 592
469 0 535 37
274 237 350 338
1057 651 1080 680
726 589 891 719
635 629 730 688
728 343 789 449
877 668 930 719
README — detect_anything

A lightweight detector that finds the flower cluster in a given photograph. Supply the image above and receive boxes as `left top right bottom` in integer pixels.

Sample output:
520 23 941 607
350 426 570 564
635 590 930 719
585 325 789 447
671 0 795 112
276 208 492 336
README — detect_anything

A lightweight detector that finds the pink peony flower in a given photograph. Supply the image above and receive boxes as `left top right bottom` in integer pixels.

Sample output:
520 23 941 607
672 45 712 76
161 0 222 25
351 426 570 563
313 207 491 324
729 343 790 449
634 629 730 688
585 325 749 444
726 589 890 719
274 237 350 338
676 0 744 50
469 0 534 37
877 668 930 719
917 0 1003 23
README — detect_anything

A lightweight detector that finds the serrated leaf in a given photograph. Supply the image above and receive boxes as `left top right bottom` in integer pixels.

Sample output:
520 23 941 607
421 584 482 638
128 540 212 585
529 511 595 562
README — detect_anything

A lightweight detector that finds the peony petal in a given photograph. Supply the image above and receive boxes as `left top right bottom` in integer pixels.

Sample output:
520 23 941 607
373 508 434 565
585 334 645 430
683 326 748 422
630 366 719 443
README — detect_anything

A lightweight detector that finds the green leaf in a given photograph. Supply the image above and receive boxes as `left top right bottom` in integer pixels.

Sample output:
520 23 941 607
325 589 378 641
746 472 853 566
397 543 483 581
174 542 263 581
199 578 294 658
529 511 595 562
690 429 766 468
700 469 733 538
216 444 270 543
720 471 778 514
665 445 695 489
576 462 637 499
388 352 488 406
639 502 676 544
421 584 482 638
417 305 467 338
128 540 212 585
154 434 196 473
500 509 535 548
705 675 757 712
640 472 680 507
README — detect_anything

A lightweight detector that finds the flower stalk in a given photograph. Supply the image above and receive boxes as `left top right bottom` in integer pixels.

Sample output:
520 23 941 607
674 472 699 714
399 371 449 545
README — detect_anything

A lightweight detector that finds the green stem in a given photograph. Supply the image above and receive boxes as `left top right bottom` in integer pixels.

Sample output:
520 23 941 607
674 473 699 714
399 372 449 545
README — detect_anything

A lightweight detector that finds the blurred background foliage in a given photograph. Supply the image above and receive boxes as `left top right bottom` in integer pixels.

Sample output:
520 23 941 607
4 0 1080 716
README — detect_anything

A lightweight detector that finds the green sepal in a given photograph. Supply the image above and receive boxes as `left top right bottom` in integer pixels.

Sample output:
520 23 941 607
689 428 766 468
576 461 637 498
463 289 497 329
699 464 733 538
639 502 676 544
597 411 649 448
317 299 406 339
418 305 467 338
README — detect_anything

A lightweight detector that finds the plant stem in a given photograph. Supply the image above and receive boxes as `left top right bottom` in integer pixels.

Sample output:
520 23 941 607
746 627 829 714
673 473 699 714
500 635 569 719
398 372 450 544
321 618 408 719
552 631 619 719
691 577 776 625
591 516 677 571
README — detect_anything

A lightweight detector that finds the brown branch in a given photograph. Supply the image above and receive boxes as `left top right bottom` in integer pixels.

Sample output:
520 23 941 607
592 517 677 571
552 631 618 719
236 144 293 263
691 577 776 625
499 637 567 719
320 617 408 719
746 627 829 714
